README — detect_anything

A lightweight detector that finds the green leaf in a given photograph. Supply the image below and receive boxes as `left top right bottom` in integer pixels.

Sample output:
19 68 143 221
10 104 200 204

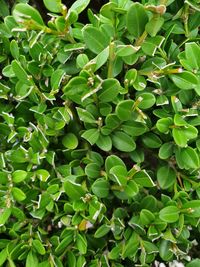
96 134 112 152
98 78 120 103
109 165 127 186
64 180 85 200
186 259 200 267
116 100 135 121
116 45 140 57
0 208 11 226
92 178 109 198
137 92 156 110
105 155 126 173
159 142 174 159
159 206 179 223
0 248 7 266
182 200 200 218
81 128 100 145
76 234 87 254
76 107 96 123
67 251 76 267
126 3 148 38
13 3 45 26
10 40 19 59
55 232 74 255
11 187 26 202
70 0 90 15
112 131 136 152
83 25 110 54
32 240 46 255
133 171 155 187
62 133 78 149
159 240 173 261
12 170 27 183
50 69 65 91
76 54 89 68
11 60 31 84
170 71 198 90
43 0 62 13
156 117 173 133
180 147 200 169
124 180 139 198
185 42 200 70
142 133 162 148
157 165 176 189
85 163 101 179
140 209 155 225
36 169 50 182
122 232 139 258
0 0 9 17
26 251 38 267
121 121 147 137
145 16 164 37
94 224 110 238
172 128 188 147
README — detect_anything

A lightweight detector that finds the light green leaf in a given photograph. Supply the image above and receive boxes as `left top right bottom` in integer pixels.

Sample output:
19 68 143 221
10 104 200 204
81 128 100 145
43 0 62 13
64 180 85 200
145 16 164 37
11 187 26 201
76 234 87 254
170 71 198 90
137 92 156 110
26 251 38 267
159 206 179 223
70 0 90 14
172 128 188 147
94 224 110 238
180 146 200 169
12 170 27 183
134 170 155 187
126 3 148 38
0 208 11 226
125 180 139 198
36 169 50 182
83 25 110 54
13 3 44 26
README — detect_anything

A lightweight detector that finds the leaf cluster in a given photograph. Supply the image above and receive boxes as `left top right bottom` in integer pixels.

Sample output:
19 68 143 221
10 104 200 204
0 0 200 266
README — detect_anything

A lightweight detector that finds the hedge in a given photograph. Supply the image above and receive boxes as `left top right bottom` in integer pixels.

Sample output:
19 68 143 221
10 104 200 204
0 0 200 266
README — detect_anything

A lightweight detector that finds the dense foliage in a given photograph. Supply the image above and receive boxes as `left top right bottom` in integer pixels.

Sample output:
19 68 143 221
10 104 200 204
0 0 200 266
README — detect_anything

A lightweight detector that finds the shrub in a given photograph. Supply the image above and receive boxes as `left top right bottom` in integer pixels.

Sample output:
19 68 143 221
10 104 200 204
0 0 200 266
